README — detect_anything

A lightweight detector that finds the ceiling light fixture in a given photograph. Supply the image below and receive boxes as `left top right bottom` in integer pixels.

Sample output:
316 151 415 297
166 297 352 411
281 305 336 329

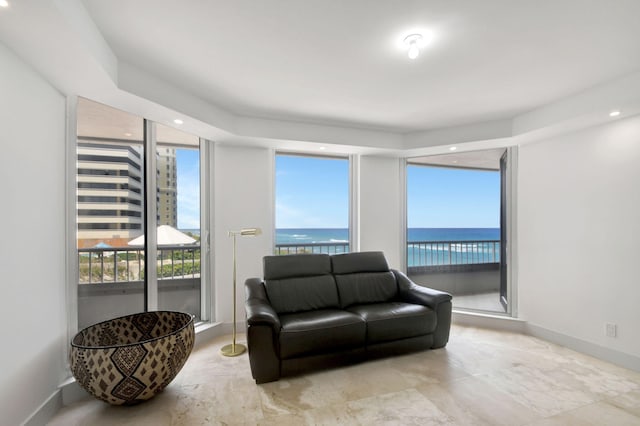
609 110 621 117
0 0 9 8
173 119 184 125
319 146 326 150
449 146 457 151
404 34 423 59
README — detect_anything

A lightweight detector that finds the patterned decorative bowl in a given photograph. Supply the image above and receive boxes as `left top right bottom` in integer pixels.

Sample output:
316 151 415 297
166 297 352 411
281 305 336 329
70 311 195 405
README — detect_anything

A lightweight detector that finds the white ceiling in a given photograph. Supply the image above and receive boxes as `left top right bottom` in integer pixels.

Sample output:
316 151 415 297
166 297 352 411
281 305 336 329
77 97 200 146
81 0 640 132
2 0 640 154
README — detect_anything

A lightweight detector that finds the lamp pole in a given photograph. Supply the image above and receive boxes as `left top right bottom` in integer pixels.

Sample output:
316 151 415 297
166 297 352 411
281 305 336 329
221 227 260 357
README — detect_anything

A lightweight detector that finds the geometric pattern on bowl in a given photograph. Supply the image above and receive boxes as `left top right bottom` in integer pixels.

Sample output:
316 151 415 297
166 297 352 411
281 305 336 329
70 311 195 405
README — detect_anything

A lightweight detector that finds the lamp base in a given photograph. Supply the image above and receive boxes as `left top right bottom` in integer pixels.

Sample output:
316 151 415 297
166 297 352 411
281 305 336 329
220 343 246 357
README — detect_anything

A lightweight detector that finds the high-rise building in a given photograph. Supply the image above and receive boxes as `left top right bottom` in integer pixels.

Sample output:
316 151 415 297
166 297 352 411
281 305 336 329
76 140 145 248
157 147 178 227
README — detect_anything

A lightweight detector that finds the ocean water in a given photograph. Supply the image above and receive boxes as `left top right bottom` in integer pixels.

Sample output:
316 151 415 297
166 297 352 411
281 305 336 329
276 228 349 245
275 228 499 244
275 228 501 266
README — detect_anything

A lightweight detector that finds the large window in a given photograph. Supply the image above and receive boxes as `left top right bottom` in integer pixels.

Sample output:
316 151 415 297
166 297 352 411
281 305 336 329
275 153 350 255
406 149 508 314
76 98 204 329
155 124 201 317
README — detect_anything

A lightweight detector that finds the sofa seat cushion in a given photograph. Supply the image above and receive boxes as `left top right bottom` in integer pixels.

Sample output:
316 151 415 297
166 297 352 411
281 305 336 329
279 309 366 359
347 302 436 344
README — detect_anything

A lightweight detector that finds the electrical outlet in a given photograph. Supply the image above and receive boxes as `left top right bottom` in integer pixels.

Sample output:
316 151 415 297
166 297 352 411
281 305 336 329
606 323 617 338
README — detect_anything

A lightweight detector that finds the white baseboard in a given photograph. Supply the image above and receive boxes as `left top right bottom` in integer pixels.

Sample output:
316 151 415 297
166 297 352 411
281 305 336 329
60 377 91 406
452 310 527 333
452 311 639 373
22 388 62 426
526 323 640 373
194 320 246 348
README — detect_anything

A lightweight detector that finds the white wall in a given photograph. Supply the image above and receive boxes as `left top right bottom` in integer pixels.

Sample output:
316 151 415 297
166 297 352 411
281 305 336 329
359 156 403 269
0 43 67 425
518 115 640 358
214 145 274 324
213 151 405 326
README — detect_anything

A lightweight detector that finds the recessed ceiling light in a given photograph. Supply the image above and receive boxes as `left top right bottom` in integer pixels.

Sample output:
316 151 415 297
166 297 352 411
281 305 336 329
319 146 326 150
173 119 184 125
449 147 457 151
452 160 458 164
124 132 132 137
609 110 621 117
0 0 9 8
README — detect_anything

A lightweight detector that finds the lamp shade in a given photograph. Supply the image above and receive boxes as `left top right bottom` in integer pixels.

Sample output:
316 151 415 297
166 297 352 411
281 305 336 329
240 228 261 236
228 227 262 237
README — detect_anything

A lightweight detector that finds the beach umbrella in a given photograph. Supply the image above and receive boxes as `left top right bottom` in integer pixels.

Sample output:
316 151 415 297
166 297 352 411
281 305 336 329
92 241 114 256
128 225 197 247
93 242 112 249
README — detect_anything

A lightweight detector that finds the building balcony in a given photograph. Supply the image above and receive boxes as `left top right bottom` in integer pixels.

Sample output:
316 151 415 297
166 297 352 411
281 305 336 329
407 240 503 313
77 245 201 329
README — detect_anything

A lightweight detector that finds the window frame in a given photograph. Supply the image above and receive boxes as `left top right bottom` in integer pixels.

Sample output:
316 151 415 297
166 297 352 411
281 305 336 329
273 151 356 255
66 98 213 373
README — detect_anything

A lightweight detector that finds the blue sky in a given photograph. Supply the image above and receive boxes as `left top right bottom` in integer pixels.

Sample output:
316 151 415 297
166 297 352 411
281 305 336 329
275 157 500 229
276 155 349 228
176 153 500 230
407 165 500 228
176 149 200 229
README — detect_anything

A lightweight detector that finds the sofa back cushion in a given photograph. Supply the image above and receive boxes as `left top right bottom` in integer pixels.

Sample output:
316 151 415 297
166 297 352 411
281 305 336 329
331 252 398 308
264 254 339 314
331 251 390 275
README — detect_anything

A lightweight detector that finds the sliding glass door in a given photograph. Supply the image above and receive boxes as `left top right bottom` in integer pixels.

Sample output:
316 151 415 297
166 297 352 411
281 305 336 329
76 98 146 328
155 124 201 320
406 148 509 314
76 98 206 329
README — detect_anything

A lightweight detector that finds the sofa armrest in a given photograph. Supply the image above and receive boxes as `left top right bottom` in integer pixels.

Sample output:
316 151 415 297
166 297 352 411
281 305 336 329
392 269 452 309
392 269 452 349
245 277 282 383
246 299 281 328
245 278 281 330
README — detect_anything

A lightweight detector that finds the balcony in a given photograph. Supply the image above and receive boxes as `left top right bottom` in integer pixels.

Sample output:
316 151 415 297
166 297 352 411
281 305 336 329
77 245 201 329
407 240 502 312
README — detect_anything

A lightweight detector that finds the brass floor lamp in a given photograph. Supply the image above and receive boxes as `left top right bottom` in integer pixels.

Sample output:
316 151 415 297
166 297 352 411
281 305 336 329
221 227 261 357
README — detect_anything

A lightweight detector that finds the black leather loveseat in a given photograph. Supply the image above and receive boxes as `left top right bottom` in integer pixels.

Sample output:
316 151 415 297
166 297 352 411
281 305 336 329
244 251 452 384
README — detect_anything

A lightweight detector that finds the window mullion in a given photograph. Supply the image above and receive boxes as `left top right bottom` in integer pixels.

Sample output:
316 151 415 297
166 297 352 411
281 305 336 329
200 138 213 322
144 120 158 311
349 154 360 253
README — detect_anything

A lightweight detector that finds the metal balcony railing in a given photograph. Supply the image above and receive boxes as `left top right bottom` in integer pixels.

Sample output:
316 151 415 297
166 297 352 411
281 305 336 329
274 240 498 267
275 242 349 255
78 245 200 284
407 240 500 267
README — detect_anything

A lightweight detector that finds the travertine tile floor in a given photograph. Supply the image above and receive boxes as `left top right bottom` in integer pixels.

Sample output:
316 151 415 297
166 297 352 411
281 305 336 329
49 325 640 425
